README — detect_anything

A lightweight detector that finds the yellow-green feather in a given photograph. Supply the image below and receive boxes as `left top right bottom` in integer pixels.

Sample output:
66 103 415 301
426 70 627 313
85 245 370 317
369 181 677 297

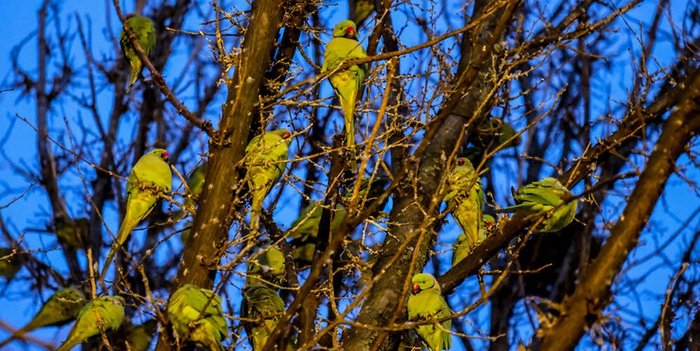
120 15 156 92
56 296 125 351
407 273 452 351
167 285 228 351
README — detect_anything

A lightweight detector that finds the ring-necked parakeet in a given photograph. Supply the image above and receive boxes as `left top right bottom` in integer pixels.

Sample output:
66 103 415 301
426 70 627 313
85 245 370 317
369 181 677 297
440 157 484 253
0 248 24 279
124 319 158 351
477 117 520 150
247 245 286 287
0 287 86 348
56 296 125 351
120 14 156 93
352 0 375 28
501 177 577 232
407 273 452 351
101 148 172 281
322 20 367 148
245 129 293 234
167 284 228 351
53 218 89 249
288 201 348 264
241 284 285 351
452 214 496 266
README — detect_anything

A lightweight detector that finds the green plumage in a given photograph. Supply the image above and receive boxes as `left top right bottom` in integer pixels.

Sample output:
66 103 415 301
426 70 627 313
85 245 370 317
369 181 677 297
120 14 156 92
0 287 86 348
167 284 228 351
101 149 172 282
247 245 286 287
245 129 293 234
53 218 89 249
124 319 158 351
56 296 125 351
241 285 286 350
452 214 496 266
440 158 484 264
288 201 348 263
502 177 578 232
322 20 367 148
352 0 375 27
407 273 452 351
477 117 521 150
0 248 23 279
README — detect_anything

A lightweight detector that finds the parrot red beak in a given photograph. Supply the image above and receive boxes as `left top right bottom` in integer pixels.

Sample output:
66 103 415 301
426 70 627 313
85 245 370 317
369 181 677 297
346 26 356 38
162 151 170 161
412 283 421 295
281 131 292 139
457 158 466 165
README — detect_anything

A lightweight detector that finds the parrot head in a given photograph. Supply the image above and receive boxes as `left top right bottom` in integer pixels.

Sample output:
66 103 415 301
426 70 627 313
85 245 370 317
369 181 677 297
108 295 126 306
483 214 496 231
411 273 440 295
150 148 169 161
333 20 358 39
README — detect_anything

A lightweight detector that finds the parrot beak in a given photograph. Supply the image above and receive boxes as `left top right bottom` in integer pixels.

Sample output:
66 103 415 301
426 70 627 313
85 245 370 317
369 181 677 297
457 158 466 165
162 151 170 161
412 283 421 295
281 131 292 139
346 26 356 38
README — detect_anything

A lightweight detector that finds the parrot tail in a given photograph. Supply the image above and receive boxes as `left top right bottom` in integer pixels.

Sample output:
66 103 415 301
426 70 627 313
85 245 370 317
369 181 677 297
56 338 77 351
126 60 141 93
100 214 137 283
340 93 357 149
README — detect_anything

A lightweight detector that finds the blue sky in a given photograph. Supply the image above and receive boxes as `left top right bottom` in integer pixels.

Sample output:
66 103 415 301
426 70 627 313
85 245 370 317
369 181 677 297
0 0 698 350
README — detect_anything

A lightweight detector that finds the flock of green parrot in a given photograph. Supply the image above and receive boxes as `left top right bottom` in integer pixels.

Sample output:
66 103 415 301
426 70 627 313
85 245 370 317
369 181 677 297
0 12 582 351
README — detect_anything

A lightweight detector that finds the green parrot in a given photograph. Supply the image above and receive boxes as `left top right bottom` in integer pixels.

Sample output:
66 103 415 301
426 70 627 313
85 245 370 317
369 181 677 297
0 287 86 348
183 162 207 216
247 245 286 287
0 248 23 279
56 295 125 351
407 273 452 351
452 214 496 266
440 157 484 254
53 217 89 249
120 14 156 92
477 117 521 150
322 20 367 148
502 177 578 233
101 148 172 282
352 0 375 28
245 129 293 234
167 284 228 351
124 319 158 351
241 284 286 351
288 201 348 264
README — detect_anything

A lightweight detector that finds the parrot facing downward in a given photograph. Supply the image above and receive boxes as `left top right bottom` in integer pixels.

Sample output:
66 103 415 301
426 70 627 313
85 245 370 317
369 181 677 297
167 284 228 351
440 157 484 257
241 284 286 351
0 287 87 348
245 129 293 234
120 14 156 93
502 177 578 233
101 148 172 282
56 295 125 351
407 273 452 351
322 20 367 149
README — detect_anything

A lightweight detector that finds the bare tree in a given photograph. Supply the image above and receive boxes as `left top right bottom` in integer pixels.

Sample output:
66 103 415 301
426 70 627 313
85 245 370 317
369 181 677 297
0 0 698 350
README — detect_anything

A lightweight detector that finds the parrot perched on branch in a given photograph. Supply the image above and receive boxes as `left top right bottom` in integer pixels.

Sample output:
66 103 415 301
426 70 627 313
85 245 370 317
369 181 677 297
120 14 156 93
501 177 578 233
167 284 228 351
352 0 375 28
241 284 286 351
0 287 86 348
322 20 367 149
100 148 172 282
183 162 207 214
452 214 496 266
407 273 452 351
245 129 293 234
476 116 521 150
56 295 125 351
124 319 158 351
440 157 484 256
247 245 286 288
